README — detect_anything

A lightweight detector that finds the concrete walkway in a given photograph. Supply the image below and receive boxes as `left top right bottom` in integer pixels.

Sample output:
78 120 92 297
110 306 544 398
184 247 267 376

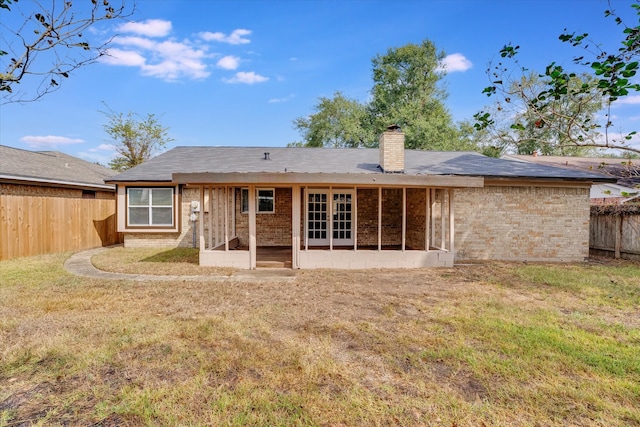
64 247 297 283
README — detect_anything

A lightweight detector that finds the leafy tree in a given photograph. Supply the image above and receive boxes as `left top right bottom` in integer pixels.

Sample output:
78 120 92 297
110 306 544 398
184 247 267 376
0 0 132 104
475 73 603 156
293 39 470 151
475 2 640 155
102 107 174 172
369 40 459 150
291 92 375 148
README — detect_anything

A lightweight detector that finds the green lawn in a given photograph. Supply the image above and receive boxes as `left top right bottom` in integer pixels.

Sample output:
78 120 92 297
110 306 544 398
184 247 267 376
1 251 639 426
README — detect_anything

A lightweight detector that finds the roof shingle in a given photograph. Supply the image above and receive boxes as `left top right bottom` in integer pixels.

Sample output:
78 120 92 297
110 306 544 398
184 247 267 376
0 145 117 189
108 146 614 183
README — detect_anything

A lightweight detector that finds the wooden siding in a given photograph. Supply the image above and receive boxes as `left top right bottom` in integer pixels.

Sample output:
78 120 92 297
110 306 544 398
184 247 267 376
0 194 121 260
590 207 640 260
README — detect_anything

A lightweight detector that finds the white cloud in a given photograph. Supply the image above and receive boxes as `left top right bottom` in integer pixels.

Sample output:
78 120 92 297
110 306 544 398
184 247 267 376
223 71 268 84
217 55 240 70
437 53 472 73
118 19 172 37
102 37 211 81
199 29 251 45
103 21 266 83
20 135 85 148
101 48 146 66
96 144 117 151
614 95 640 105
268 94 295 103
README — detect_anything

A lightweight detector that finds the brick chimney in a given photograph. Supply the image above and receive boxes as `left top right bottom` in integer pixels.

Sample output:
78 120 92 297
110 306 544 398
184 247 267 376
379 125 405 173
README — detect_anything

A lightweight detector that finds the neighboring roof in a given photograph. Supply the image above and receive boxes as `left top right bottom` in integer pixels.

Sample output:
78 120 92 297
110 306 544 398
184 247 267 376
0 145 117 190
108 146 615 183
504 155 640 189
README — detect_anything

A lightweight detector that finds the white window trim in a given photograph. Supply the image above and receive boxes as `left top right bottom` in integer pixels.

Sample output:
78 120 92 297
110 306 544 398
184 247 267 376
241 187 275 214
126 187 175 227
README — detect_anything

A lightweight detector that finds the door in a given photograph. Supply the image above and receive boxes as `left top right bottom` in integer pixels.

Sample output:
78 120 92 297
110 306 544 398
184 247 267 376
307 191 329 246
307 190 354 247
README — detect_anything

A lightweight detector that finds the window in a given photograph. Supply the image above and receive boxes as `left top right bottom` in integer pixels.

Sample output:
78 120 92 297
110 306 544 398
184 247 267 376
127 187 174 226
241 188 275 214
241 188 249 213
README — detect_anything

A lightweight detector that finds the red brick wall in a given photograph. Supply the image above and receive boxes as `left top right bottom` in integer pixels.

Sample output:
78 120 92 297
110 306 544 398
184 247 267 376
235 187 292 247
406 188 426 250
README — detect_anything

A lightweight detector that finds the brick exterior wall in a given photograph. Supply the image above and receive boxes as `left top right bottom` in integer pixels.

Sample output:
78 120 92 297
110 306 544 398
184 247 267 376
123 184 591 263
235 187 292 247
454 185 591 262
1 183 114 199
406 188 427 250
379 130 405 173
356 188 404 246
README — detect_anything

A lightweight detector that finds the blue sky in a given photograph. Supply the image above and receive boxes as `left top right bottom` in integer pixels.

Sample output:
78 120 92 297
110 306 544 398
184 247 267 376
1 0 639 165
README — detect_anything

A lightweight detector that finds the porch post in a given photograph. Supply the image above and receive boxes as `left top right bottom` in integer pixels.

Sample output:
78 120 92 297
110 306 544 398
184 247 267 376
248 185 257 269
224 186 229 251
449 188 455 254
303 186 308 251
402 187 406 251
431 189 436 247
440 189 446 250
353 187 358 251
208 187 213 250
198 186 205 251
378 187 382 251
216 187 222 247
329 186 333 251
291 185 301 269
425 188 430 251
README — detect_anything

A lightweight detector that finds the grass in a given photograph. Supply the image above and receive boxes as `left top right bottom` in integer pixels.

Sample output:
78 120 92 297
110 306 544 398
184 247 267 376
1 252 639 426
91 246 235 276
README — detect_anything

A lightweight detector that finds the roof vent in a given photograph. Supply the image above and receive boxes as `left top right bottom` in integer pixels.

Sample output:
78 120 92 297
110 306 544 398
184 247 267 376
263 152 270 160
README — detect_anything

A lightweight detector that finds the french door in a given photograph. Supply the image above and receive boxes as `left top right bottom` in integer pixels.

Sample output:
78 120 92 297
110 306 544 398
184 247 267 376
307 190 354 246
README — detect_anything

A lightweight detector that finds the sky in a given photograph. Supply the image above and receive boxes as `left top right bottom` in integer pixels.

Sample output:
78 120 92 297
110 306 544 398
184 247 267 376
1 0 639 165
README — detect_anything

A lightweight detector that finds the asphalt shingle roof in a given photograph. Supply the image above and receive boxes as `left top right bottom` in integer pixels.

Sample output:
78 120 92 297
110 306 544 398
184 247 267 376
0 145 117 189
504 155 640 188
108 146 614 183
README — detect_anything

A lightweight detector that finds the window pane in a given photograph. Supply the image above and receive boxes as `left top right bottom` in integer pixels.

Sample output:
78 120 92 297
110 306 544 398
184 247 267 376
152 188 173 206
257 189 274 212
152 207 173 225
242 189 249 212
129 207 149 225
129 189 149 206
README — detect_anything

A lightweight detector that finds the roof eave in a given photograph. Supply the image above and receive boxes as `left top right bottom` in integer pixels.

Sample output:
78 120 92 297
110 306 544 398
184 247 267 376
172 172 484 188
0 175 116 191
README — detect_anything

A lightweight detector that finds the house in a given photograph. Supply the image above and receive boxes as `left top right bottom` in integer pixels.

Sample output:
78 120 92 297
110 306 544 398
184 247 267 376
503 154 640 205
106 128 614 269
0 145 121 260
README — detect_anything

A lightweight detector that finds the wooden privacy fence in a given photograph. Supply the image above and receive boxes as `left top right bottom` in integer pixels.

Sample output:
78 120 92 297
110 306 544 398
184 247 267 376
0 194 122 260
590 205 640 260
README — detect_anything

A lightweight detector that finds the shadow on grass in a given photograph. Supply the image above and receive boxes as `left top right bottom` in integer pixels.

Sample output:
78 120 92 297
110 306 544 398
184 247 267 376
141 248 199 264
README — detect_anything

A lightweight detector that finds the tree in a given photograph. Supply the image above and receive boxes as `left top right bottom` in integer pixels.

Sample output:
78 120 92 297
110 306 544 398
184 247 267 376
474 73 604 156
293 39 471 151
291 92 375 148
0 0 132 104
102 107 173 172
475 2 640 155
369 40 460 150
